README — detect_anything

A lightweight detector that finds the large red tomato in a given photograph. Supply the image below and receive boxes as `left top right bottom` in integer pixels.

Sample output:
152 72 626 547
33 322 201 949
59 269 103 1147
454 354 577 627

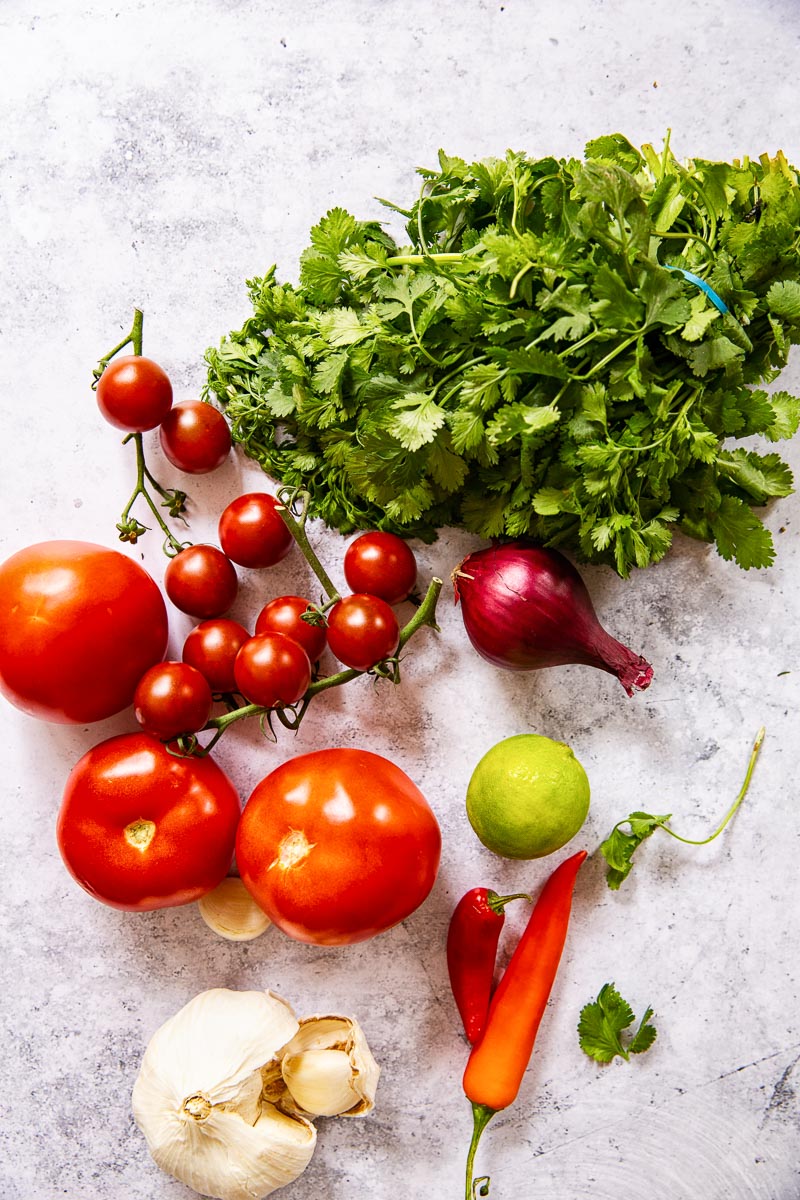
57 732 241 911
0 541 169 724
236 748 441 946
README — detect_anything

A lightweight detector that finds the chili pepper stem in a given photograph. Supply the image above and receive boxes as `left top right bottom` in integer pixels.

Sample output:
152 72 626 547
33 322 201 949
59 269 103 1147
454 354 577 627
465 1103 496 1200
486 891 531 914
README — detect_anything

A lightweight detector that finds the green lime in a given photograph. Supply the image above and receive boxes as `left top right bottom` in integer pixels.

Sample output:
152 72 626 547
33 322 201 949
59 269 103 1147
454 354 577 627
466 733 590 859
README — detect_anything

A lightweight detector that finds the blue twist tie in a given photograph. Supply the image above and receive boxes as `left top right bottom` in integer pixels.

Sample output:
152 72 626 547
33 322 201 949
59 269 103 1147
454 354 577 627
665 266 729 315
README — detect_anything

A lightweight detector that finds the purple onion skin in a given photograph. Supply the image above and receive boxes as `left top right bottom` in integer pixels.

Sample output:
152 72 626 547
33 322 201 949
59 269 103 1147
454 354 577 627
454 541 653 696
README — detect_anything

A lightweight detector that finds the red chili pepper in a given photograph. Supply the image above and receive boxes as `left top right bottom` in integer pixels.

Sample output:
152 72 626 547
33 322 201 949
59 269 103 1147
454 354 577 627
446 888 531 1045
461 849 587 1200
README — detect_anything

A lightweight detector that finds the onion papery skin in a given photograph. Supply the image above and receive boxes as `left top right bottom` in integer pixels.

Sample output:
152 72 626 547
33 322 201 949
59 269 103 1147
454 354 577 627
454 541 653 696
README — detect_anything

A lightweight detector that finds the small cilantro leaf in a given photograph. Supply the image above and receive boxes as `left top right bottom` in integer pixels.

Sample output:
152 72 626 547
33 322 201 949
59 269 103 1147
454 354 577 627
599 811 671 889
578 983 657 1064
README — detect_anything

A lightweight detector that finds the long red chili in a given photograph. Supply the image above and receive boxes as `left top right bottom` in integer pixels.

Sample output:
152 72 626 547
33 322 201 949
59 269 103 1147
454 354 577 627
461 849 587 1200
447 888 531 1045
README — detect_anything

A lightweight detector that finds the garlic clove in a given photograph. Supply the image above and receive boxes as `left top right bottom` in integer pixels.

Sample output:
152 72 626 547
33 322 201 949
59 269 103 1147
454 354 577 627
133 989 308 1200
198 877 272 942
280 1015 380 1117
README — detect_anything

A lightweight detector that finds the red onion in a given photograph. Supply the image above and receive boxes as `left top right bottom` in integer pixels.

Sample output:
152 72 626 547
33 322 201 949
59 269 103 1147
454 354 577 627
453 540 653 696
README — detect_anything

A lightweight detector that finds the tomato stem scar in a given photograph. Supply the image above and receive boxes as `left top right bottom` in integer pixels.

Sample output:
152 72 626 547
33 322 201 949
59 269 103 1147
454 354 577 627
124 818 157 852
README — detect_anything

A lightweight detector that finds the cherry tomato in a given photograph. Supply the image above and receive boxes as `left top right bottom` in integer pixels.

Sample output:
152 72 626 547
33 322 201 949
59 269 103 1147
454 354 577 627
343 531 417 604
233 633 311 708
159 400 231 474
255 596 327 663
236 748 441 945
164 544 238 618
57 732 241 911
133 661 213 739
0 540 168 724
95 354 173 432
182 618 250 692
326 593 400 672
218 493 294 569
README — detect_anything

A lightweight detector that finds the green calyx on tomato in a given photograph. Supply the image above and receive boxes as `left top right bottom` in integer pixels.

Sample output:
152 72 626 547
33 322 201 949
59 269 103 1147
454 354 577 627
235 747 441 946
0 540 169 724
57 732 241 911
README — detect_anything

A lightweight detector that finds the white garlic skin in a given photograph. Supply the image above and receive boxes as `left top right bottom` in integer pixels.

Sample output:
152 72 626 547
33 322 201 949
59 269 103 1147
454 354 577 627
132 989 316 1200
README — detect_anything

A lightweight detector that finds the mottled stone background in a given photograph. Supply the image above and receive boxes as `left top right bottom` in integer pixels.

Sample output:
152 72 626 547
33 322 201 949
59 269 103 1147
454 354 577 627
1 1 798 1197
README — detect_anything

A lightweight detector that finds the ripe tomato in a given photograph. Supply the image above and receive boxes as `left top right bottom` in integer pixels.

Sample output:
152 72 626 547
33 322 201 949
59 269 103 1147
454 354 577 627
254 596 327 663
326 594 400 672
236 748 441 945
218 493 294 569
164 544 238 618
159 400 231 474
233 633 311 708
133 661 213 739
57 732 241 911
344 531 417 604
95 355 173 432
0 540 168 724
182 618 250 692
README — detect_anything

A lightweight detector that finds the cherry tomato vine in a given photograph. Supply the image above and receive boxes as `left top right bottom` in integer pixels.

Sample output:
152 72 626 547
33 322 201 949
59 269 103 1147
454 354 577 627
93 309 444 753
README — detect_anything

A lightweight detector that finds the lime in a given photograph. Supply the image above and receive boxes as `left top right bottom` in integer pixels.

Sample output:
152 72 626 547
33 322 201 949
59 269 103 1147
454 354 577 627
466 733 590 859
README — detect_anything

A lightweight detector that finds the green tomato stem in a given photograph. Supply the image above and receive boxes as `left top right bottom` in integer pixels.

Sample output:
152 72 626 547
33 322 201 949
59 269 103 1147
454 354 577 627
192 576 443 751
118 432 187 555
93 308 144 386
275 487 341 602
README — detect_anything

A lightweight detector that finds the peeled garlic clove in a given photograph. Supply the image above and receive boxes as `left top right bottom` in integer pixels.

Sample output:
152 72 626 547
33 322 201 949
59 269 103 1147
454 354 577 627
198 877 271 942
280 1015 380 1117
133 988 312 1200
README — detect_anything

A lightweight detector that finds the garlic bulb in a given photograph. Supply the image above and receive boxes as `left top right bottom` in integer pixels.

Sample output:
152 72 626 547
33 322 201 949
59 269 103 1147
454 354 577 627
198 877 272 942
132 989 316 1200
280 1015 380 1117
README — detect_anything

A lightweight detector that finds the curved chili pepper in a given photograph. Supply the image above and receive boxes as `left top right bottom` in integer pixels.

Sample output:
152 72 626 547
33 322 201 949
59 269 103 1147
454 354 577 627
461 849 587 1200
447 888 531 1045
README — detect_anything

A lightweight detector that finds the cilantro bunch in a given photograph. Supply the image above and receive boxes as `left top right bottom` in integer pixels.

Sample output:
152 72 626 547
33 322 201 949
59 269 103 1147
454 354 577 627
205 134 800 575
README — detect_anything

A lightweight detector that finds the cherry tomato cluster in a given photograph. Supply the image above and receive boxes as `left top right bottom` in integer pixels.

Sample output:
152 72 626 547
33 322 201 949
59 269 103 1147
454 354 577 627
96 355 232 473
94 336 426 747
134 522 419 742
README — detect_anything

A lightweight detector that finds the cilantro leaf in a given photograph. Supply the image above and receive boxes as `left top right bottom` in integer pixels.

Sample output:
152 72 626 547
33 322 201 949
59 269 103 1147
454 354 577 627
207 140 800 573
578 983 657 1064
765 391 800 442
599 812 671 889
710 495 775 569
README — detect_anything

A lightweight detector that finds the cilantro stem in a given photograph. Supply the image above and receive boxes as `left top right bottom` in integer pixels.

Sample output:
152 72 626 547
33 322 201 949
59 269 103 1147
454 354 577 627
571 330 642 381
385 252 465 267
660 726 765 845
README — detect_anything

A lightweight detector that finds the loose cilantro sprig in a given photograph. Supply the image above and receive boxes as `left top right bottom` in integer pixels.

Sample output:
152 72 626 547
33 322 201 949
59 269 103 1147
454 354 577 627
599 726 765 888
206 134 800 575
579 983 657 1063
